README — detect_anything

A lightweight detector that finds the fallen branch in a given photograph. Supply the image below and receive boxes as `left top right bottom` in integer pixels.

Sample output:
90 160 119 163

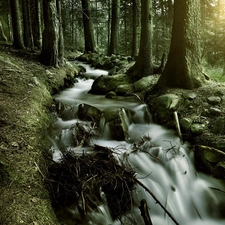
34 161 45 179
139 199 153 225
134 178 179 225
173 111 182 139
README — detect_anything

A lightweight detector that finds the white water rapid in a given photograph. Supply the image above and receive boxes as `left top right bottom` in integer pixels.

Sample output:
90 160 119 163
48 62 225 225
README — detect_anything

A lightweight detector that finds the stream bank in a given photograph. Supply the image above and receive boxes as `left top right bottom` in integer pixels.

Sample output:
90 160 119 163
0 46 80 225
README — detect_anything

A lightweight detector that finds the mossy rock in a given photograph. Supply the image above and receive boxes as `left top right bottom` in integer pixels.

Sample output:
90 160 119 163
89 74 131 95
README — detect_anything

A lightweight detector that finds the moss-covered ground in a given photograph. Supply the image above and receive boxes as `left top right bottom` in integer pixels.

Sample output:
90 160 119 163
0 45 79 225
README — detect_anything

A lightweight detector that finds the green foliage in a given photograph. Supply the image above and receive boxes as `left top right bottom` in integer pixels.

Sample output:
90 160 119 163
203 64 225 82
201 0 225 67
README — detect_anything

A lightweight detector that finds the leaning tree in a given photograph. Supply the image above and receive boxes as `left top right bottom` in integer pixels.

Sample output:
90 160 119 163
155 0 205 89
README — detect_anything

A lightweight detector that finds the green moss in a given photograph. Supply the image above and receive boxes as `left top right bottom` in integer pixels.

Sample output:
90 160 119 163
0 47 79 225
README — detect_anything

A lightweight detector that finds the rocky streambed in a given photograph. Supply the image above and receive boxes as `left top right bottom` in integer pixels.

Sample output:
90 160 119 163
75 52 225 179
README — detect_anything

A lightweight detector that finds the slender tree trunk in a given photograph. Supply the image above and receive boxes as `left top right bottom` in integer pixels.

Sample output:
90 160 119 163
123 0 127 54
81 0 97 53
131 0 138 58
31 0 42 48
0 21 7 42
127 0 154 80
22 0 34 48
108 0 111 49
71 1 74 46
8 13 13 42
56 0 64 66
10 0 25 49
156 0 205 89
108 0 120 55
41 0 59 67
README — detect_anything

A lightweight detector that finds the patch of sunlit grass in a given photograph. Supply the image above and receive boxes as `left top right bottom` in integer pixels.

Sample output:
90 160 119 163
203 66 225 82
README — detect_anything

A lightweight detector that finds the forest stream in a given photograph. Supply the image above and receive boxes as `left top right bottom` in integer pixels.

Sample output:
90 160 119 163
47 62 225 225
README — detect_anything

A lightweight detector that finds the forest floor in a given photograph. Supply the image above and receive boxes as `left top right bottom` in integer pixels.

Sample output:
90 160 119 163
1 45 225 224
0 45 79 225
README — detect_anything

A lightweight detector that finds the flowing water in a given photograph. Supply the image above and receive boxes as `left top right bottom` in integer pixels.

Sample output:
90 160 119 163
48 62 225 225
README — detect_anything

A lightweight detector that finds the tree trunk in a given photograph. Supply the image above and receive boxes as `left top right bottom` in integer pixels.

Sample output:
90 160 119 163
10 0 25 49
31 0 42 48
41 0 59 67
131 0 138 58
0 21 7 42
108 0 120 55
127 0 154 80
71 1 75 46
22 0 34 48
81 0 97 53
56 0 64 66
156 0 205 89
107 0 111 49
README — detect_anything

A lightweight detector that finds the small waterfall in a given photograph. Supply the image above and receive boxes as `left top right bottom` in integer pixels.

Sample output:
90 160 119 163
48 63 225 225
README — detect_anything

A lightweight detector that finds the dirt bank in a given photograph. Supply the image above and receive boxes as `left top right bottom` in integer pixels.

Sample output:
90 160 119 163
0 46 79 225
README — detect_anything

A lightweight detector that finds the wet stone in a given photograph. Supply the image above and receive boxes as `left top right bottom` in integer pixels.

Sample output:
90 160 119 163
207 96 221 105
180 118 192 131
183 92 197 100
105 91 117 99
191 123 205 135
209 107 222 116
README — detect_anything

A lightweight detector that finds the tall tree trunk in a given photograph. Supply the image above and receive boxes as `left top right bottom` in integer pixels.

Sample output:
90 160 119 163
108 0 120 55
107 0 111 49
156 0 205 89
81 0 97 53
131 0 138 58
31 0 42 48
22 0 34 48
127 0 154 80
41 0 59 67
56 0 64 66
123 0 127 54
0 21 7 42
71 1 74 46
10 0 25 49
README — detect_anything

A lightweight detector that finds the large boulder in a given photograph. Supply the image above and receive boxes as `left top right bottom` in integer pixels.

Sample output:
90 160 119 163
115 83 133 95
195 145 225 179
77 103 102 123
89 74 131 95
101 107 132 141
134 75 159 92
149 94 180 125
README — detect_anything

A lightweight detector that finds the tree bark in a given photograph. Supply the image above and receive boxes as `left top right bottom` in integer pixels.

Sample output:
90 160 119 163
156 0 205 89
56 0 64 66
22 0 34 48
81 0 97 53
131 0 138 58
0 21 7 42
31 0 42 48
10 0 25 49
127 0 154 80
41 0 59 67
108 0 120 55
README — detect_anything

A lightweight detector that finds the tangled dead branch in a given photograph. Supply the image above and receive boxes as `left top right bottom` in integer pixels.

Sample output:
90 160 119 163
45 145 136 222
